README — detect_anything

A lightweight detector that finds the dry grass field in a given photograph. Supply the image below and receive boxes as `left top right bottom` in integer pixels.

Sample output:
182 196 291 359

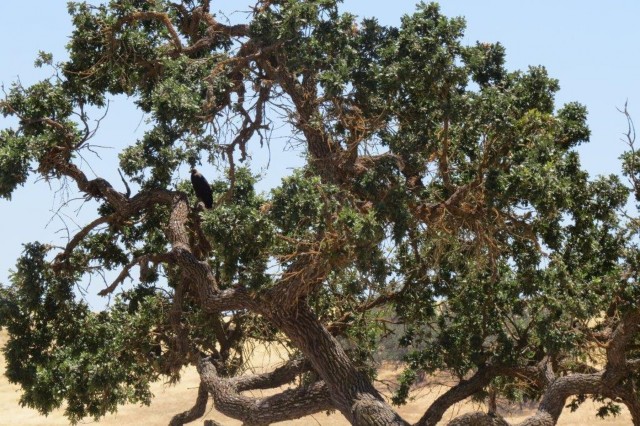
0 331 632 425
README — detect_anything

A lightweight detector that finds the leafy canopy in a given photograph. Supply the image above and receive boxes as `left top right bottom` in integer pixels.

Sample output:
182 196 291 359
1 1 638 424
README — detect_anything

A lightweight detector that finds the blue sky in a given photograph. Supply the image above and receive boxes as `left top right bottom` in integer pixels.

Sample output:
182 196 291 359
1 1 639 307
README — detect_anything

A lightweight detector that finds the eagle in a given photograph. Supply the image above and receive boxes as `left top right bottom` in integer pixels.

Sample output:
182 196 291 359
190 168 213 209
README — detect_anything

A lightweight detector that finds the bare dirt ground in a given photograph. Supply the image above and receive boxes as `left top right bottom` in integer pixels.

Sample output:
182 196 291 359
0 331 632 425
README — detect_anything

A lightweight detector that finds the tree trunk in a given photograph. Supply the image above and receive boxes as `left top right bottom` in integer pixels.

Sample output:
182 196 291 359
270 302 409 425
415 367 494 426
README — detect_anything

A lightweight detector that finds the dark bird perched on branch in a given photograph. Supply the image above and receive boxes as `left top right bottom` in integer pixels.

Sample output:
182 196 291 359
190 168 213 209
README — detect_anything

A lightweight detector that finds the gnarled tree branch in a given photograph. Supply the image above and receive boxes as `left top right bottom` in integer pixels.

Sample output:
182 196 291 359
198 357 332 425
168 381 209 426
232 357 311 392
416 366 495 426
444 310 640 426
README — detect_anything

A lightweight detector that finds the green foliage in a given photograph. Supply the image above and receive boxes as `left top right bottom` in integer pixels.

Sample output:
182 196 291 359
2 0 640 423
0 76 82 196
0 129 30 199
203 168 274 289
270 171 339 237
0 244 164 424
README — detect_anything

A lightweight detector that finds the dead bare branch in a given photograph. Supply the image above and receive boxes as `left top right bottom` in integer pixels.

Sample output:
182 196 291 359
98 253 171 296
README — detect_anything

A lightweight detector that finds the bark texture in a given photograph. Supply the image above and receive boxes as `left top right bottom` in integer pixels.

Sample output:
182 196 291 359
24 5 640 426
168 382 209 426
198 357 333 425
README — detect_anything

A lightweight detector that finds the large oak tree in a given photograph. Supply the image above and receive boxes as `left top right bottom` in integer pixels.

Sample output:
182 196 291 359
2 1 640 425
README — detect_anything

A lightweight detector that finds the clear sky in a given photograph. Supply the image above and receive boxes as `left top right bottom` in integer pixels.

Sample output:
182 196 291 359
1 1 639 308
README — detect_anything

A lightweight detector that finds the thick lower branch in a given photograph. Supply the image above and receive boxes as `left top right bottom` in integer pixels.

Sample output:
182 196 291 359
168 381 209 426
518 372 603 426
232 357 311 392
444 371 631 426
447 412 509 426
430 343 640 426
415 366 495 426
198 358 332 425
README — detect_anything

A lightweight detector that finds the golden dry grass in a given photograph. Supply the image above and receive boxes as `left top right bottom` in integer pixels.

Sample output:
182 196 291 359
0 331 632 425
